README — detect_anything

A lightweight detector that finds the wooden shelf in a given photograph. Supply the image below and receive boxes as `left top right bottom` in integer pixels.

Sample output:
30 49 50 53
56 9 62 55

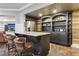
52 25 66 27
42 12 72 46
52 20 66 22
43 26 51 27
42 22 51 23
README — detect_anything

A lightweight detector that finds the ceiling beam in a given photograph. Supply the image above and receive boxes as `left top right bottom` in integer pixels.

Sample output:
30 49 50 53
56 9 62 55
22 3 53 14
19 3 34 11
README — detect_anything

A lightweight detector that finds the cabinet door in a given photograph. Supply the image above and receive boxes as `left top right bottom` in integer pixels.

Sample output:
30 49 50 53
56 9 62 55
51 32 67 45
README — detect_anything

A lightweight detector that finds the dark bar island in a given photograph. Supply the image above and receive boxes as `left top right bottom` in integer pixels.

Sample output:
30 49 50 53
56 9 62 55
15 32 51 56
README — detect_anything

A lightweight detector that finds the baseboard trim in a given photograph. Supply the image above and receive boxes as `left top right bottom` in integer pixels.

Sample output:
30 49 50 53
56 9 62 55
50 42 71 47
71 44 79 48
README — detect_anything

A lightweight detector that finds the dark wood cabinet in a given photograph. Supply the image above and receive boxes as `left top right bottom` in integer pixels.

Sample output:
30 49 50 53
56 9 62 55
42 12 72 46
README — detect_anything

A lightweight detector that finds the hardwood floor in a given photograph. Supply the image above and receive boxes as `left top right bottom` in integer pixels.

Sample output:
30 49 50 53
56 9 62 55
0 43 8 56
0 43 79 56
48 43 79 56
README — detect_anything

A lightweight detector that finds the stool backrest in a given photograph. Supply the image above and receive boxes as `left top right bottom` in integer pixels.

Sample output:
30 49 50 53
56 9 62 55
14 37 25 52
0 31 5 42
6 35 16 44
15 42 25 51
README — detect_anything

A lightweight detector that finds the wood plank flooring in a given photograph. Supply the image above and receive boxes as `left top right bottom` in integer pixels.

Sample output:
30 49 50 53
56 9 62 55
0 43 79 56
48 43 79 56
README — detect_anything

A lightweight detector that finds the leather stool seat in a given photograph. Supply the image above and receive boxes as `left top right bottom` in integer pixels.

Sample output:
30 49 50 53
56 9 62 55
24 42 32 55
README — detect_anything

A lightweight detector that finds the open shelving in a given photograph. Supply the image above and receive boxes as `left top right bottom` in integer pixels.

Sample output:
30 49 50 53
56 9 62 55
42 11 72 46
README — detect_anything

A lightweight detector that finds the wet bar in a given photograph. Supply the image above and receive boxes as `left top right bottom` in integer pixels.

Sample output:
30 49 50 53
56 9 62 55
15 32 51 55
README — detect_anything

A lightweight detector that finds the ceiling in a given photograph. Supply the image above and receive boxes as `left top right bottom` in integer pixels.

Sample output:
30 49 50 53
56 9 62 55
0 3 27 9
27 3 79 18
0 3 33 11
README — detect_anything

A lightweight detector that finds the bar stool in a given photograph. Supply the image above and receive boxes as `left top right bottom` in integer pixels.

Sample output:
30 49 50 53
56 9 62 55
14 37 32 56
6 34 17 55
14 37 25 56
24 42 32 55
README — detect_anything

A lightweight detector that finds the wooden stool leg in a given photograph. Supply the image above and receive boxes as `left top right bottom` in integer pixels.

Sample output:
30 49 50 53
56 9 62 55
8 45 10 55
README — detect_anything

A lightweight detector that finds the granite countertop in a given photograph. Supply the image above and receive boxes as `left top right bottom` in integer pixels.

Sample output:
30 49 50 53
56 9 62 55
16 32 51 37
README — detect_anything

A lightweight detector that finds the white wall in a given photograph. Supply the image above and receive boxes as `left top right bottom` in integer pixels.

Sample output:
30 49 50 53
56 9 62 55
0 16 15 31
0 10 20 32
15 12 25 33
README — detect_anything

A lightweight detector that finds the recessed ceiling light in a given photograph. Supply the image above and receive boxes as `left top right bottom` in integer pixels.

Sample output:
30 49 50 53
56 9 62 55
38 13 43 17
52 10 57 13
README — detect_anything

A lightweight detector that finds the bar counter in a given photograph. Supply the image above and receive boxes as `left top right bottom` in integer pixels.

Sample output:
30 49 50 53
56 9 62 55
15 32 51 56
